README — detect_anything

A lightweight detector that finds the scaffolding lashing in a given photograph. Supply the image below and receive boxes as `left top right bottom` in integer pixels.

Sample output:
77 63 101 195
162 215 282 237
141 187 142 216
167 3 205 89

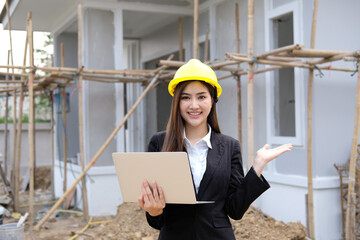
334 144 360 239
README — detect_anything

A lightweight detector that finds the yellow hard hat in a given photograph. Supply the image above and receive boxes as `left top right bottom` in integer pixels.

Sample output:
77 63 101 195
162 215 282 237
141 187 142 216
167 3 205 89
168 59 222 98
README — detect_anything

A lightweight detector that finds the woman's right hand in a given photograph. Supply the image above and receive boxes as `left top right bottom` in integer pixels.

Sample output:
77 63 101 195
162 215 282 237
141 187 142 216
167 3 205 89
138 180 165 216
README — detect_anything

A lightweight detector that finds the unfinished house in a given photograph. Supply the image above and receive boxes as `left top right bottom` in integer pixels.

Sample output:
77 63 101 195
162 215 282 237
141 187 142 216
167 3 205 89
1 0 360 239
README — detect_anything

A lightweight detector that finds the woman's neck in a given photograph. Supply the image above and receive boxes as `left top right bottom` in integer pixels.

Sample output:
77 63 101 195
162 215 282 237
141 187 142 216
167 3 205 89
185 123 209 146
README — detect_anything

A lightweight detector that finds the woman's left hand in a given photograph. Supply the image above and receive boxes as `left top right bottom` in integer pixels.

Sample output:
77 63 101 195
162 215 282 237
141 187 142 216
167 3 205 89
253 143 293 177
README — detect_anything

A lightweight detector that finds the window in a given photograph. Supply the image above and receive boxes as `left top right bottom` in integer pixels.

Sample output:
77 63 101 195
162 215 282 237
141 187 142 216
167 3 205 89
265 1 304 146
273 13 295 137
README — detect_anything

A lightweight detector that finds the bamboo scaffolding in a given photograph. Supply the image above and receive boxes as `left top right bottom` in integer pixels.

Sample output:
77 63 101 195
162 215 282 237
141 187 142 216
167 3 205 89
27 11 35 228
309 52 360 65
226 52 357 72
204 24 209 62
34 69 165 231
61 43 68 199
345 59 360 240
193 0 199 59
235 2 242 148
1 1 359 234
11 91 17 198
14 84 23 212
280 48 354 58
4 52 9 182
257 44 303 59
179 17 183 61
50 91 55 200
247 0 255 171
78 4 89 222
0 80 26 84
306 0 318 238
14 28 28 212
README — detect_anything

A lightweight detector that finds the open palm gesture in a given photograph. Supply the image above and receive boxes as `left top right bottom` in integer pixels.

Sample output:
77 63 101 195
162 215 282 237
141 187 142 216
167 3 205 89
253 143 293 176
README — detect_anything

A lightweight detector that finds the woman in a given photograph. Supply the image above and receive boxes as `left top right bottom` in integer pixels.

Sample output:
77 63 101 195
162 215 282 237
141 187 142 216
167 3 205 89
138 59 292 240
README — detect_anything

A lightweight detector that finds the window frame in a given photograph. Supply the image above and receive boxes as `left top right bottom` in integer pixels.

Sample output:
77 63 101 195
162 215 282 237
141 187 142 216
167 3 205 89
264 0 305 147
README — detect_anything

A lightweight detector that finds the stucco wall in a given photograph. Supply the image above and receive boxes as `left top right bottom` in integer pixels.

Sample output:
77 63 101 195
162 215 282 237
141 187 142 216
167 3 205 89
53 32 80 161
0 123 52 177
83 8 117 166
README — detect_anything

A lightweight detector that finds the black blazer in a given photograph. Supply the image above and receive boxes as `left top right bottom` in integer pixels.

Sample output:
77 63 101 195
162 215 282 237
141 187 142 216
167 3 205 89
145 131 270 240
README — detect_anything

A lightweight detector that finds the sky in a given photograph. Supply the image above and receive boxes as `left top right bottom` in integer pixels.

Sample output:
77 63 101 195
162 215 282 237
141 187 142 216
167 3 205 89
0 0 52 120
0 0 52 67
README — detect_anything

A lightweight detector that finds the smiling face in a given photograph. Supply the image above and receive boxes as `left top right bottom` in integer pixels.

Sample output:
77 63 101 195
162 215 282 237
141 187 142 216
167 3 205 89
179 81 213 132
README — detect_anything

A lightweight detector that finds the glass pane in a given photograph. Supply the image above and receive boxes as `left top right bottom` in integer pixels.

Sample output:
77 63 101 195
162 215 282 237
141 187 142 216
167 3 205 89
274 68 296 136
272 12 295 137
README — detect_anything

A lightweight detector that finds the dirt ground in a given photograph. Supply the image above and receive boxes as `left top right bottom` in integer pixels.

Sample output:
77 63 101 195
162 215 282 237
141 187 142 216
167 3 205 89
20 202 306 240
2 167 307 240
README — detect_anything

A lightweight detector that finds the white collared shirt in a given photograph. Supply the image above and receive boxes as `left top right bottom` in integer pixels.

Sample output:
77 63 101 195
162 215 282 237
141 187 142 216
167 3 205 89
184 126 212 194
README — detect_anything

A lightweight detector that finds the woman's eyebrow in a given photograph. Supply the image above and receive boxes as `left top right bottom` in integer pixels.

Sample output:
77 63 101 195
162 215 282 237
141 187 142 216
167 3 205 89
181 92 207 95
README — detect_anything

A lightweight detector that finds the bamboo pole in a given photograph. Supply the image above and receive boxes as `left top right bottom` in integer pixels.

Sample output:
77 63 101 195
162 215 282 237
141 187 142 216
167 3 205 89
309 52 359 65
11 89 17 199
77 4 89 222
263 56 302 62
179 18 183 61
5 0 16 84
307 0 318 238
14 84 23 212
239 66 283 76
204 25 210 62
4 51 10 180
235 2 242 148
0 65 155 77
257 44 303 59
27 11 35 228
5 3 18 189
14 28 28 212
61 43 68 198
193 0 199 59
50 91 55 200
209 60 240 69
281 48 353 58
247 0 254 171
0 80 26 84
345 59 360 240
34 70 163 231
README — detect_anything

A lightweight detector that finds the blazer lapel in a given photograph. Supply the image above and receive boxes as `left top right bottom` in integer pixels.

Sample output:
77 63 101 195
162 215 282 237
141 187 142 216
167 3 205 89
197 132 224 199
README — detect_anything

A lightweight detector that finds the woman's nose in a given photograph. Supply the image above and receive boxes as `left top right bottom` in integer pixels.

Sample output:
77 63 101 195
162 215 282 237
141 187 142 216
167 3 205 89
190 99 199 108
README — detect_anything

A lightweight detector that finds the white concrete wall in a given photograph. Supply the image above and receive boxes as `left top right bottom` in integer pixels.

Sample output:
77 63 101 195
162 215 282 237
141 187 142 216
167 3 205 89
256 0 360 239
54 161 121 216
83 8 117 166
0 123 52 178
53 32 80 161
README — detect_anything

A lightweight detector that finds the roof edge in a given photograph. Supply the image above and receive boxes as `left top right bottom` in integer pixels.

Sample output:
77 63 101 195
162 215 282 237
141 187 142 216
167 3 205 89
0 0 13 26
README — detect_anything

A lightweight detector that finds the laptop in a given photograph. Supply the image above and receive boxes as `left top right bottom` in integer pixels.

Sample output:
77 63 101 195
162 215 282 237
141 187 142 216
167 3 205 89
112 152 214 204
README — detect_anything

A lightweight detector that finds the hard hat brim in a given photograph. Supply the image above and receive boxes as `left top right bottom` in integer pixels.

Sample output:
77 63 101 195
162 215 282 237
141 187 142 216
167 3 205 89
168 77 222 98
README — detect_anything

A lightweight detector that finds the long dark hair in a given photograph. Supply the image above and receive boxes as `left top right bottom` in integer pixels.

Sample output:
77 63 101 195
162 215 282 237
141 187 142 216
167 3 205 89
161 80 221 152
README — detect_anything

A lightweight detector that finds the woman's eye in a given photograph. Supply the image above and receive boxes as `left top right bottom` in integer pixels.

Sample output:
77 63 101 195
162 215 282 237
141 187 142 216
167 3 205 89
199 95 206 100
181 96 190 100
